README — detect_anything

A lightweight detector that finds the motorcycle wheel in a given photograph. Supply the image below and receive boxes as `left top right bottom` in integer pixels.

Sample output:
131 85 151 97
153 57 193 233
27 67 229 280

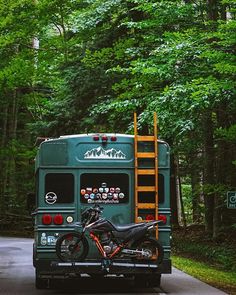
131 237 164 264
56 232 89 262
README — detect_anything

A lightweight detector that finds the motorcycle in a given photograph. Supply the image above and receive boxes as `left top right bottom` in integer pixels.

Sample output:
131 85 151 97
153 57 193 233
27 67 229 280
56 205 164 265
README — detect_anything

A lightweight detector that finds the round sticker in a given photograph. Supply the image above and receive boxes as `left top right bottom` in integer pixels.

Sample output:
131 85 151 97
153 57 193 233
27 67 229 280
45 192 57 205
102 183 107 188
96 193 102 199
108 193 113 199
102 193 108 199
110 187 115 193
90 193 95 199
99 187 104 193
119 193 125 199
81 189 86 195
84 194 89 199
93 188 98 193
113 193 118 200
115 187 121 193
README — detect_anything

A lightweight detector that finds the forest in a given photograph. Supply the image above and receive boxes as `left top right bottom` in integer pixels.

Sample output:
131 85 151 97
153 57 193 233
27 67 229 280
0 0 235 243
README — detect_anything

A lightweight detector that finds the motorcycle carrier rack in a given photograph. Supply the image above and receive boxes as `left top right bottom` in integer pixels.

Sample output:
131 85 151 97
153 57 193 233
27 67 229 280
51 260 160 274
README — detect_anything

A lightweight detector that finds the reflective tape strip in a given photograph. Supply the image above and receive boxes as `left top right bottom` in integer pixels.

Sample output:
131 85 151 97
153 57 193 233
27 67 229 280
74 262 101 266
58 263 72 266
55 261 158 268
56 262 101 267
112 262 158 268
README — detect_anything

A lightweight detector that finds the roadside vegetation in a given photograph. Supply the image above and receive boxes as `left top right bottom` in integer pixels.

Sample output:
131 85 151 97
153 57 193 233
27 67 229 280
173 226 236 294
173 255 236 295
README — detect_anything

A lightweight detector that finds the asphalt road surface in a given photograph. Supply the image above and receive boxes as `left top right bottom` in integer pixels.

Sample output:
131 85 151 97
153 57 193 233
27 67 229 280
0 237 228 295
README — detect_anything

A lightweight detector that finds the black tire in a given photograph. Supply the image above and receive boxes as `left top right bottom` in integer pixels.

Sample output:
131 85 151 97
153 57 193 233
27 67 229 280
134 273 161 288
35 269 48 289
147 273 161 287
131 237 164 265
35 277 48 289
89 273 104 279
56 232 89 262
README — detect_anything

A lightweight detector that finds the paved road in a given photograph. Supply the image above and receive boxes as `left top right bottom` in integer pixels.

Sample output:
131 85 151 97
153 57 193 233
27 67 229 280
0 237 228 295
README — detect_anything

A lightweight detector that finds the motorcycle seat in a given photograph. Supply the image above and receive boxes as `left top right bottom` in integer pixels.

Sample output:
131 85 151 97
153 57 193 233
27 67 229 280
112 222 145 232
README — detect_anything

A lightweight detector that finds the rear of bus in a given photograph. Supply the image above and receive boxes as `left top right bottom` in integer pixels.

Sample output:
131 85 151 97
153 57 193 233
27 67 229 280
33 134 171 287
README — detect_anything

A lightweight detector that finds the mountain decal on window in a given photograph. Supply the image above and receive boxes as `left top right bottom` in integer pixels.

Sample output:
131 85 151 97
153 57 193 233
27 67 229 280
84 146 126 159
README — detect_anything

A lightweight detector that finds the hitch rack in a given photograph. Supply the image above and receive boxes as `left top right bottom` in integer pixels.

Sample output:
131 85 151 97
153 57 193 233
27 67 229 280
51 260 159 274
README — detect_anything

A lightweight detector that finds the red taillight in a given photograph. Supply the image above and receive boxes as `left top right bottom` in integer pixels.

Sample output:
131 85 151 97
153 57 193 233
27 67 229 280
111 136 117 142
159 215 167 224
42 214 52 225
146 214 155 221
53 214 64 225
102 135 108 142
93 135 99 141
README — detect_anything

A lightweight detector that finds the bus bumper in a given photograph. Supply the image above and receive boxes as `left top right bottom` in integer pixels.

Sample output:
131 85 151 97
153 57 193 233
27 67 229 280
35 258 171 278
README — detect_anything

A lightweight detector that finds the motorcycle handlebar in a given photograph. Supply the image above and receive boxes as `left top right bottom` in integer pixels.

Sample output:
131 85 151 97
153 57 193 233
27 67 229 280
81 205 103 216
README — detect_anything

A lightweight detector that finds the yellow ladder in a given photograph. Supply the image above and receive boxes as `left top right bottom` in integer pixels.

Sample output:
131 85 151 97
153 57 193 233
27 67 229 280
134 112 159 238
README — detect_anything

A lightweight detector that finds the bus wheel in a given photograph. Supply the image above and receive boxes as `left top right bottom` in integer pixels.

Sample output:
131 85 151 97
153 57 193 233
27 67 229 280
89 273 104 280
147 273 161 287
56 232 89 262
134 274 161 288
35 270 48 289
134 274 148 287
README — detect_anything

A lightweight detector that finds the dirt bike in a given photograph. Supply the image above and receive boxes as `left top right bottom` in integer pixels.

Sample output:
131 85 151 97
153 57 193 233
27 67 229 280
56 205 164 268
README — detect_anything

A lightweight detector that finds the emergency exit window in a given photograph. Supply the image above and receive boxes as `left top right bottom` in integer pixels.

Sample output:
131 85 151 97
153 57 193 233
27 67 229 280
45 173 74 204
80 173 129 204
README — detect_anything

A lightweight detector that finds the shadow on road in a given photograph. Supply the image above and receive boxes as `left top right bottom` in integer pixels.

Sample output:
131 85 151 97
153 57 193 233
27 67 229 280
48 276 160 294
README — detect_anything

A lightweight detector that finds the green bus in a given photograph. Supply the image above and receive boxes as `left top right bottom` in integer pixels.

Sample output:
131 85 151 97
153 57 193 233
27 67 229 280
32 132 171 288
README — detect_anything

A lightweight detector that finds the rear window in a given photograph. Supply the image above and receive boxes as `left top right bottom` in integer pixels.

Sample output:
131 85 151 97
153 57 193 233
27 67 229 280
80 173 129 204
45 173 74 204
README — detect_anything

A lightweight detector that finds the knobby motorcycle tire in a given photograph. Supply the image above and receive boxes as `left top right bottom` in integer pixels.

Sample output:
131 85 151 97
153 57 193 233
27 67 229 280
131 237 164 265
56 232 89 262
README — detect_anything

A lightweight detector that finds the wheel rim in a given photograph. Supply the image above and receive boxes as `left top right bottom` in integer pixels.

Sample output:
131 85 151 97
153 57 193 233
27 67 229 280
59 234 84 261
136 240 159 261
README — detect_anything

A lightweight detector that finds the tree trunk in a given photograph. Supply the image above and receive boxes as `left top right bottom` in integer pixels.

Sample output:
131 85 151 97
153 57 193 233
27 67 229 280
190 155 202 223
170 148 179 227
0 95 9 214
203 112 215 236
176 158 186 229
207 0 219 21
214 104 235 237
0 90 19 214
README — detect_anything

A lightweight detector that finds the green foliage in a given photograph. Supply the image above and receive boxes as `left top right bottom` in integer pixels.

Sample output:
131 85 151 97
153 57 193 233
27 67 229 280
0 0 236 238
174 238 236 271
173 255 236 293
216 124 236 142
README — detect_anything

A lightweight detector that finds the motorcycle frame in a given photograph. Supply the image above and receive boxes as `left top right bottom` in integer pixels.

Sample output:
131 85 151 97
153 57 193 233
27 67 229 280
89 232 124 259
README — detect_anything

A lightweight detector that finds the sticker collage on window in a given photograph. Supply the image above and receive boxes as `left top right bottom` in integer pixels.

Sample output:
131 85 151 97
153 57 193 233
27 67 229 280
80 182 125 204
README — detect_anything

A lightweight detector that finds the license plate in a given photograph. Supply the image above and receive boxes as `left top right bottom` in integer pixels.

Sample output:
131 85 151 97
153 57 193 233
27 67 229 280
47 236 57 245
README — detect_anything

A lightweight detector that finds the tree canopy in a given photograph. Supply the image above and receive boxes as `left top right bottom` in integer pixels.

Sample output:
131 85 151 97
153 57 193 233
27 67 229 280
0 0 235 238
